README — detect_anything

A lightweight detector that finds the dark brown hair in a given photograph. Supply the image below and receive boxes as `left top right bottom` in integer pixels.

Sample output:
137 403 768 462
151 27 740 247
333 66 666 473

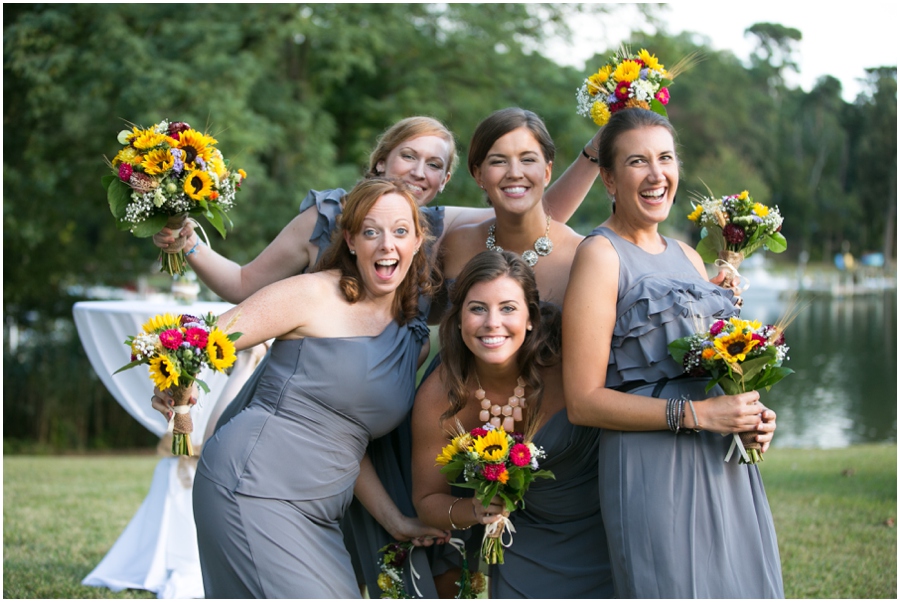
594 108 678 172
467 108 556 184
438 251 560 423
315 178 433 324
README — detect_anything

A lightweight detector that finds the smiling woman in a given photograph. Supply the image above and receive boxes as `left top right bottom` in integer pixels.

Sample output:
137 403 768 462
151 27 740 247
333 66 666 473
161 178 452 598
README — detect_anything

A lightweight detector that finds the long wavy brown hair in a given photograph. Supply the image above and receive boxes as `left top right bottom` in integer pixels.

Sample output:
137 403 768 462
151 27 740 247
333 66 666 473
438 251 560 424
315 178 433 324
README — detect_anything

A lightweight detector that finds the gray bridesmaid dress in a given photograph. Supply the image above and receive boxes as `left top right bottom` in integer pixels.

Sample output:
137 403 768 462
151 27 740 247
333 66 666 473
590 226 784 598
193 309 431 598
490 409 614 599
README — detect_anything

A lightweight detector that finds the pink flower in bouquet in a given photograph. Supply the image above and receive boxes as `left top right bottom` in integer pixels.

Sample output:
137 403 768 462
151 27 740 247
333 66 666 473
118 163 133 182
184 327 209 348
482 463 509 483
710 319 726 336
470 427 489 439
615 81 631 100
655 87 670 105
159 328 184 350
509 443 531 467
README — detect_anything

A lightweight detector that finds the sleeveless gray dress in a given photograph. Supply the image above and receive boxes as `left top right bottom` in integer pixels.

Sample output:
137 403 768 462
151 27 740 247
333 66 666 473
193 310 430 598
491 409 614 599
590 226 783 598
209 189 445 596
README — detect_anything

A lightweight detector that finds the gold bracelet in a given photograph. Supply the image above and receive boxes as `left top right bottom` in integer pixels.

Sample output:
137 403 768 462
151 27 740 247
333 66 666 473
448 497 470 531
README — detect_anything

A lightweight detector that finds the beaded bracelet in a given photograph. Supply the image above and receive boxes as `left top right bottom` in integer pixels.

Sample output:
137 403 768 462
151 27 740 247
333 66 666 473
448 497 471 531
185 239 204 257
581 147 599 164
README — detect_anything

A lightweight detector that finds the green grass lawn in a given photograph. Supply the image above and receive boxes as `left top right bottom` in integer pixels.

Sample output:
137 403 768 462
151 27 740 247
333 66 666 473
4 446 897 598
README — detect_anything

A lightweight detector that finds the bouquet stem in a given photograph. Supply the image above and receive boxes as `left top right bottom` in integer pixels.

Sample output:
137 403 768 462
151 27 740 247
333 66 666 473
170 385 194 456
739 430 763 464
716 250 744 290
159 213 189 276
481 517 514 565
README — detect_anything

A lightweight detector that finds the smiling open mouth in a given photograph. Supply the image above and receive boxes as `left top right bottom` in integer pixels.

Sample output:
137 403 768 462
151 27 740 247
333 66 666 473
375 259 398 278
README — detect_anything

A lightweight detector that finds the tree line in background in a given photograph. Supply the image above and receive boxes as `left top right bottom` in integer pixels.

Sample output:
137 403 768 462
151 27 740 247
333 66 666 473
3 4 896 450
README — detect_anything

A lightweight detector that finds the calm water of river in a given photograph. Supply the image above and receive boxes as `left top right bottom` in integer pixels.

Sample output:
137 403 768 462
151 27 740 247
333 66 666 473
740 287 897 449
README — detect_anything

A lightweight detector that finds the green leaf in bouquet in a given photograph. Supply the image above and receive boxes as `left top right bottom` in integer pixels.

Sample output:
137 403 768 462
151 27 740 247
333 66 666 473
735 352 777 383
506 468 525 491
439 459 467 482
193 377 211 394
696 229 724 263
765 232 787 253
668 337 693 365
227 331 243 342
530 469 555 481
113 358 146 374
101 174 116 190
649 98 668 118
202 204 228 238
107 178 133 229
130 213 169 238
749 366 794 391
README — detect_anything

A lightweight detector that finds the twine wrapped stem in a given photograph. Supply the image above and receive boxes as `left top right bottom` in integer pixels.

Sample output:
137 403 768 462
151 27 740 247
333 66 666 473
170 384 194 456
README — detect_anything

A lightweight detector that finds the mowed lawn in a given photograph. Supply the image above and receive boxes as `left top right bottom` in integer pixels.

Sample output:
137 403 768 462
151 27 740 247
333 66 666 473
3 445 896 598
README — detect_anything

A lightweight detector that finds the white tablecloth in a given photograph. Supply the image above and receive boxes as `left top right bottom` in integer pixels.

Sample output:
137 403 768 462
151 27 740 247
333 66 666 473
74 300 236 599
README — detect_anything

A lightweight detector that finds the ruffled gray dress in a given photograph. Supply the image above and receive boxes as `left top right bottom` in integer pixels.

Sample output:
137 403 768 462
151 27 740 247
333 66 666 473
209 189 445 595
491 409 614 599
193 311 431 598
590 226 783 598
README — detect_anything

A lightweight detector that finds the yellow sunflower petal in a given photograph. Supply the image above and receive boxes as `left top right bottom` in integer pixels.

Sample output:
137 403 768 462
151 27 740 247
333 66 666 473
206 328 237 371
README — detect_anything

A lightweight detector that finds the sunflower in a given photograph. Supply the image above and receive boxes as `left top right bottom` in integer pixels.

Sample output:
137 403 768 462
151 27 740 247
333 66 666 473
176 130 216 166
714 330 761 363
142 149 175 175
688 205 703 223
132 129 174 151
206 328 237 371
435 442 458 466
638 48 664 72
587 66 612 94
142 313 182 334
149 355 181 390
729 317 763 332
183 169 215 201
473 429 509 462
613 59 642 83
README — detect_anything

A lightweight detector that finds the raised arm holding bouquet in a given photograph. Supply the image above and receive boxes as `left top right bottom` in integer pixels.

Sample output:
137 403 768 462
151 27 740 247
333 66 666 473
104 119 246 275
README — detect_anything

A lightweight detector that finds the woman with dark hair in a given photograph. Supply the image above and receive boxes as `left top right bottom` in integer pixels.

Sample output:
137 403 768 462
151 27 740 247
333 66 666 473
438 108 585 306
189 178 449 598
411 251 615 598
563 108 783 598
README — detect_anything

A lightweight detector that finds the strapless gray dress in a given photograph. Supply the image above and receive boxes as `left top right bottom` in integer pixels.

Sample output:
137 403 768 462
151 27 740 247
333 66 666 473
491 409 614 599
194 310 430 598
589 226 783 598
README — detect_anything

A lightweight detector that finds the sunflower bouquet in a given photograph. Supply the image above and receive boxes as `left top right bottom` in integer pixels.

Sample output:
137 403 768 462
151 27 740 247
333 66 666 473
576 47 697 127
103 119 246 275
115 312 242 455
436 423 554 564
688 190 787 289
376 540 485 599
668 317 793 464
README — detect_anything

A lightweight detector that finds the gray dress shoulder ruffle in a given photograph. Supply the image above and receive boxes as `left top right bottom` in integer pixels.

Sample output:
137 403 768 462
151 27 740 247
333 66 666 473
491 409 614 599
590 226 784 598
194 310 430 598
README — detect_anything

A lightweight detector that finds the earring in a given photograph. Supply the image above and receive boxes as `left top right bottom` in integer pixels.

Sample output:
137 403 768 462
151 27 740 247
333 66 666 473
349 249 356 255
413 248 419 256
526 324 533 331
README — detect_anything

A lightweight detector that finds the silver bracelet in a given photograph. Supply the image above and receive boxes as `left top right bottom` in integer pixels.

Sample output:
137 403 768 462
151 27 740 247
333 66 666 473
448 497 470 531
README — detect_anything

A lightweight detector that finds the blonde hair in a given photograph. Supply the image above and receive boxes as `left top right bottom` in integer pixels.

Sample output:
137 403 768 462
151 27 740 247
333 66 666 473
366 116 459 179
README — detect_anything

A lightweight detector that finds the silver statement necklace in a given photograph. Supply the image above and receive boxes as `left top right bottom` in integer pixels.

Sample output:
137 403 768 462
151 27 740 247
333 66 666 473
485 215 553 267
